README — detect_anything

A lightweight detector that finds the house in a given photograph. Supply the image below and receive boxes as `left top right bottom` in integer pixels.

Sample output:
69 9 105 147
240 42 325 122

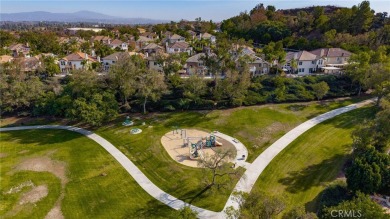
310 48 352 67
198 33 216 44
167 34 186 44
230 44 256 57
91 36 112 44
8 44 30 57
58 52 96 73
139 43 164 56
141 32 159 40
136 36 154 49
186 52 216 75
166 42 192 55
248 56 270 76
187 30 197 40
283 51 323 75
101 51 144 71
107 39 128 51
0 55 14 64
146 55 165 73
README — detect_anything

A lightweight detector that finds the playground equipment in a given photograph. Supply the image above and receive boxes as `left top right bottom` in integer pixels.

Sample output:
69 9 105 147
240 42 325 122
130 128 142 134
205 135 223 147
187 133 222 159
189 140 204 159
122 116 134 126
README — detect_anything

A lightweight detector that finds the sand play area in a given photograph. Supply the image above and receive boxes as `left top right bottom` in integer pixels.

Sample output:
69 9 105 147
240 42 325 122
160 129 236 167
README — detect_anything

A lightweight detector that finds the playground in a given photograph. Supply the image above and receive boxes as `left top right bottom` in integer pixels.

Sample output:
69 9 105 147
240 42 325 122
160 129 236 167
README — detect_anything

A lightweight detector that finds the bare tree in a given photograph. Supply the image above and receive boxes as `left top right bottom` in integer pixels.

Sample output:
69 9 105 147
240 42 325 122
197 149 238 190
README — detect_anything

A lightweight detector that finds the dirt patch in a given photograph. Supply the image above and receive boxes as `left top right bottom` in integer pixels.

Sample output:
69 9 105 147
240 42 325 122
0 152 8 158
18 150 29 154
15 157 68 186
45 193 65 219
19 185 48 205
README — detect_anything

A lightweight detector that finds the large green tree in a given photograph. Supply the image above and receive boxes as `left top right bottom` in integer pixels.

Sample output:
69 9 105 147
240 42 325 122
136 70 168 114
322 192 388 219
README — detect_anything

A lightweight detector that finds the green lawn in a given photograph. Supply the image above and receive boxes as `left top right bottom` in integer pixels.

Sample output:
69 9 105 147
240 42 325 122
0 96 371 214
0 130 176 219
94 96 370 211
253 106 376 215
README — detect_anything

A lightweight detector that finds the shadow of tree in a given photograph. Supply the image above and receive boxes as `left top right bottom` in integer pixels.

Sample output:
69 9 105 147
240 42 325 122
0 129 82 145
132 198 177 219
278 153 350 194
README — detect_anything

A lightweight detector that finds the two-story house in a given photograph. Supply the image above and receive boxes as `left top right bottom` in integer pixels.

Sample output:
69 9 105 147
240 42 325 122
59 52 96 73
166 42 192 55
139 43 164 56
310 48 352 67
284 51 323 75
186 52 216 76
107 39 128 51
101 51 145 71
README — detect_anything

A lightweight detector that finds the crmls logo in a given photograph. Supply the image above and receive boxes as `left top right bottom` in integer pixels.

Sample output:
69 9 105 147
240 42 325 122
331 210 362 218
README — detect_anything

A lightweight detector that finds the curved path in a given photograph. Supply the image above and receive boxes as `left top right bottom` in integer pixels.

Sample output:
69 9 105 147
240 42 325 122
0 99 374 218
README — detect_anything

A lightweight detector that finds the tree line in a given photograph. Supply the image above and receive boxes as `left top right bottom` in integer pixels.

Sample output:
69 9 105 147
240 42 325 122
221 1 390 53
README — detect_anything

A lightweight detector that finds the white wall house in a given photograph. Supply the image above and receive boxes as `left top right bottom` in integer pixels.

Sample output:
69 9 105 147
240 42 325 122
283 51 324 75
59 52 96 73
198 33 216 44
166 42 192 55
107 39 128 51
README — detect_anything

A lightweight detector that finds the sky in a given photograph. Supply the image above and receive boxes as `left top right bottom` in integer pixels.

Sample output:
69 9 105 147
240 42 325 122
1 0 389 21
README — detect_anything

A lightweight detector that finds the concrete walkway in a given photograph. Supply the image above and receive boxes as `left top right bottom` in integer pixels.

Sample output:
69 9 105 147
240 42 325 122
0 99 374 218
221 98 375 215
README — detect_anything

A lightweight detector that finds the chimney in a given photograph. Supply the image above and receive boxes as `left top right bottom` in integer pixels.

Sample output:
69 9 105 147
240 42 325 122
97 56 101 62
85 53 88 60
166 42 169 51
91 49 96 57
145 52 149 57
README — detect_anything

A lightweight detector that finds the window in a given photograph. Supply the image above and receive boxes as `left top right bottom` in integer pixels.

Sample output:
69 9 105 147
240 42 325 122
112 61 115 63
337 57 340 61
60 61 65 65
312 61 315 64
299 68 304 73
299 62 302 65
258 63 262 67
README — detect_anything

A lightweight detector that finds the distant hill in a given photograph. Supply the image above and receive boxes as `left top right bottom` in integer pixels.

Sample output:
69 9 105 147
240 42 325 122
0 10 168 24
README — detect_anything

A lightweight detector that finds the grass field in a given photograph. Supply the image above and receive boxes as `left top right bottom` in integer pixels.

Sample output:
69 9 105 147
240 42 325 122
0 130 176 219
93 96 370 211
253 106 376 215
0 96 371 214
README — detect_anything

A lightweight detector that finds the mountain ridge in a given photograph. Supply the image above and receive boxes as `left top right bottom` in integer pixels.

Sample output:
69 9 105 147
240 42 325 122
0 10 168 24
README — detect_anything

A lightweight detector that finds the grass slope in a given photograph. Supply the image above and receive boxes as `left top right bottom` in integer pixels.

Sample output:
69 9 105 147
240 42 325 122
0 130 176 219
253 106 376 215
